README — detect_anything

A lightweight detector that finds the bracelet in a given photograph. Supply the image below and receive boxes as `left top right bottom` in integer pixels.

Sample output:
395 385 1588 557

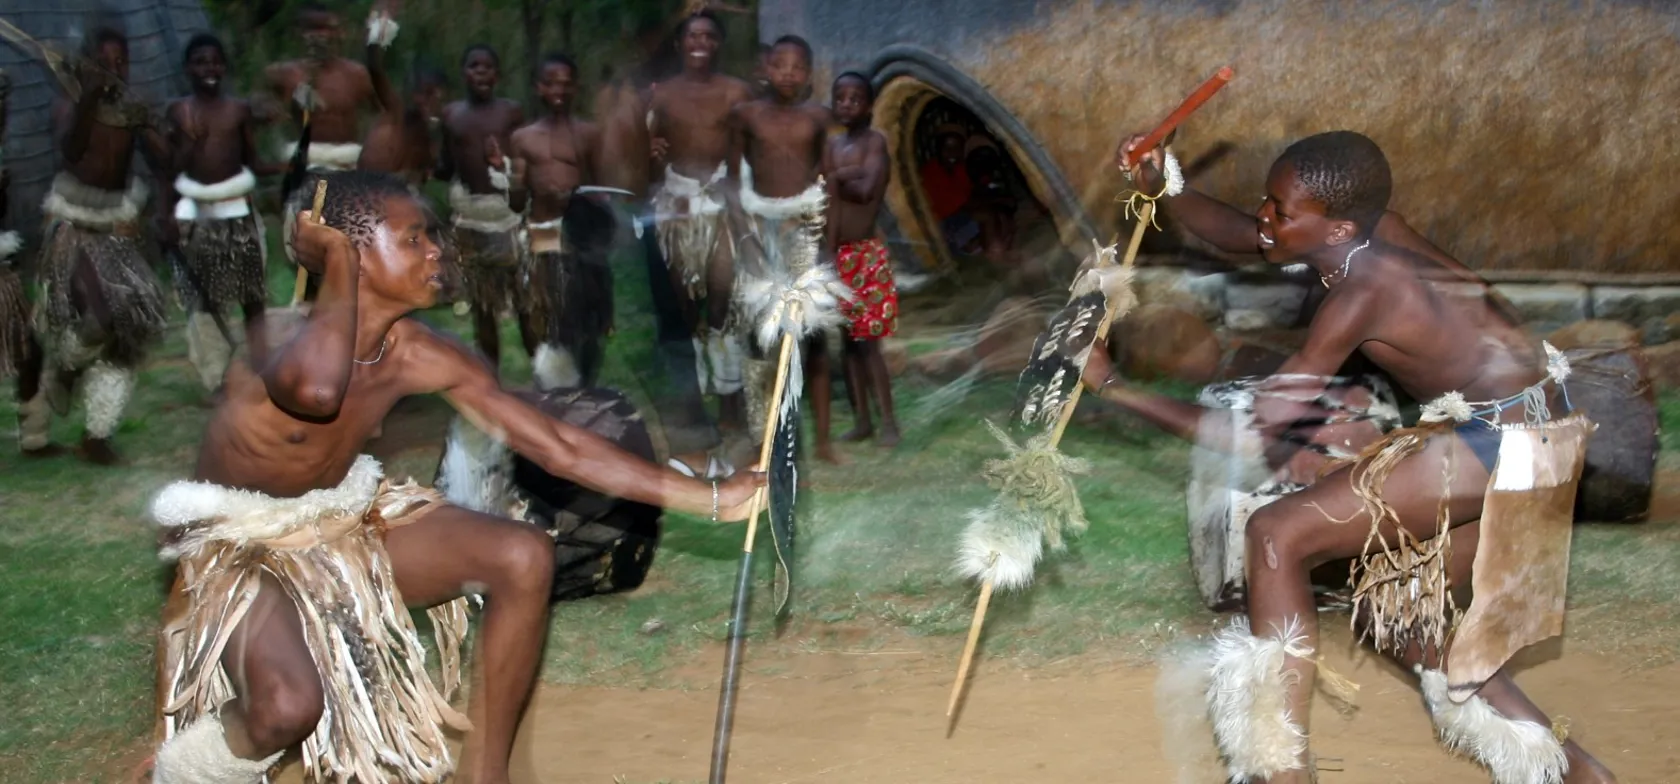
711 479 720 522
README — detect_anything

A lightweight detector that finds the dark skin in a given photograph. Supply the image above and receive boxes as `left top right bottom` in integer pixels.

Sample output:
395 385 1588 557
194 192 762 783
647 16 754 433
50 38 172 464
823 77 899 449
507 61 603 225
593 75 652 199
729 44 840 463
1089 135 1617 784
436 49 526 364
435 51 524 196
162 43 283 386
357 14 444 186
261 10 376 145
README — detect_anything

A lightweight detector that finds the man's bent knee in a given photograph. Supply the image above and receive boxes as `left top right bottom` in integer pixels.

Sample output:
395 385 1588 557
493 524 556 597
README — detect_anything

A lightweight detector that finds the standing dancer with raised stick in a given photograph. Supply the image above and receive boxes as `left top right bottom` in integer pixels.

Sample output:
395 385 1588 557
945 67 1234 728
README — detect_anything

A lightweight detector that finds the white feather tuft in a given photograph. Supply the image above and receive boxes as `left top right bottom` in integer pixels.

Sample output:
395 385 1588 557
1207 616 1312 781
1162 149 1186 197
1420 391 1473 423
1417 667 1567 784
436 418 516 516
954 502 1044 592
365 10 400 48
531 343 580 391
0 231 22 260
1543 340 1571 383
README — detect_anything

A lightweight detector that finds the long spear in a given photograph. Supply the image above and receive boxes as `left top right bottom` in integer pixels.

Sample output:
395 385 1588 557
945 66 1235 728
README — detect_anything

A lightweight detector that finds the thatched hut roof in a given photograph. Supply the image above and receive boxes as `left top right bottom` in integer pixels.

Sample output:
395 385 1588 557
764 0 1680 277
2 0 210 248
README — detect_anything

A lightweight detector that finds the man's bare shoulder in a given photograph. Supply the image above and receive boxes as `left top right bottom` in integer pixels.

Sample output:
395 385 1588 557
392 318 495 390
509 122 541 151
721 75 754 101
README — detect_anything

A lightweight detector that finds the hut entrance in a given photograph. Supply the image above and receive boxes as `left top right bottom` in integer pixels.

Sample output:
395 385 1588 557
870 69 1087 293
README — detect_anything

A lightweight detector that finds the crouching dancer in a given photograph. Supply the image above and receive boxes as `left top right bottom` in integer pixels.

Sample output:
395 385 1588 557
1091 131 1616 783
147 171 762 783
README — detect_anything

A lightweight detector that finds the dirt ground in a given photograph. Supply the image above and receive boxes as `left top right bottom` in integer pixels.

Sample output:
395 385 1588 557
266 622 1680 783
495 629 1676 783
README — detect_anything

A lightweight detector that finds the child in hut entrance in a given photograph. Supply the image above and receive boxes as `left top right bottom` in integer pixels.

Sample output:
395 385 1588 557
919 124 979 254
824 72 900 449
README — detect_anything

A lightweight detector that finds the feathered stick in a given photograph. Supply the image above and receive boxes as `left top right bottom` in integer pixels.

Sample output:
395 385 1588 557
945 66 1235 728
708 190 849 784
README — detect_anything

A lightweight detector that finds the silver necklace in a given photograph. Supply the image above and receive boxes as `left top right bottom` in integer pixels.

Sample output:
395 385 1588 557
353 338 388 366
1321 239 1371 288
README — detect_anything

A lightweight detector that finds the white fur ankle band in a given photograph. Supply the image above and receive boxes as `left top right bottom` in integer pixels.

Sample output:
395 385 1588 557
1417 666 1567 784
152 713 281 784
1206 617 1312 782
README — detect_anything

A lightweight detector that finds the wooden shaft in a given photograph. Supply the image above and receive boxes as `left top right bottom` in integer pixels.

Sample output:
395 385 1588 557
741 333 796 555
290 179 328 308
945 577 996 719
1122 66 1234 169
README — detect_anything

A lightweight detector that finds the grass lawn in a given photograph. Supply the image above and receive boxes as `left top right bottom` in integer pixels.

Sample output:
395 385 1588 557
2 218 1678 781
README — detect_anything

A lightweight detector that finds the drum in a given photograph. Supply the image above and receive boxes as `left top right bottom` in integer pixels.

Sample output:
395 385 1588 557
1564 346 1658 522
1186 375 1401 611
435 387 662 602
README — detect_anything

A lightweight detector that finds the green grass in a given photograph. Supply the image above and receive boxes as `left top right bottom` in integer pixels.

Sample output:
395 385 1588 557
1 214 1678 779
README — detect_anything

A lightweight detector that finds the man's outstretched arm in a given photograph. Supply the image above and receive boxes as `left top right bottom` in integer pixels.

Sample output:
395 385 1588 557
410 325 762 519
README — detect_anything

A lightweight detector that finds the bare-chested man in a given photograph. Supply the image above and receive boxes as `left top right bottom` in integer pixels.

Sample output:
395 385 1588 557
262 3 376 172
162 34 285 395
507 53 614 390
728 35 836 460
32 27 172 464
1091 131 1616 783
356 8 446 188
147 170 761 784
648 11 754 447
437 44 529 369
1 66 57 456
822 72 900 449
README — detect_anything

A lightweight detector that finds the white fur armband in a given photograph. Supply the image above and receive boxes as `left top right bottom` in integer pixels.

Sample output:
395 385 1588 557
1162 149 1185 197
366 12 400 48
488 161 512 192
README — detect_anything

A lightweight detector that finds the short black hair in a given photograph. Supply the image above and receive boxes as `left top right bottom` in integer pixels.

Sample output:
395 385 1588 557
284 170 420 249
771 35 812 66
1276 131 1392 233
678 11 725 41
540 52 578 77
409 62 447 91
182 33 225 66
296 3 337 21
462 44 500 69
84 26 127 57
833 71 873 102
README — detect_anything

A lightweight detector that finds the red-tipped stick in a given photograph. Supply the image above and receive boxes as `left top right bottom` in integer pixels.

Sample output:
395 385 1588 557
1122 65 1235 169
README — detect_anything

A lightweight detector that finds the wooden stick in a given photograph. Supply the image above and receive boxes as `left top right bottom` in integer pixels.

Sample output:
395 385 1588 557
1122 66 1235 169
709 332 796 784
945 574 995 720
291 179 328 308
742 333 796 554
945 202 1154 726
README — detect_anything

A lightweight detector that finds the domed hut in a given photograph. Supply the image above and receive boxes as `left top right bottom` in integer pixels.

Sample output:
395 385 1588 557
761 0 1680 281
1 0 212 253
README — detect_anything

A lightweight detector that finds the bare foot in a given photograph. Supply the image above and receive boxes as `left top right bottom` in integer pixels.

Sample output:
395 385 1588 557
815 443 848 465
876 424 901 449
837 426 872 443
77 436 122 466
1565 741 1618 783
20 443 69 459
